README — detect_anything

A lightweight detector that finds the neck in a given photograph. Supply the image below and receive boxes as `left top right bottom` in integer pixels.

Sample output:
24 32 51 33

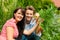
12 18 18 23
15 19 18 24
26 20 31 24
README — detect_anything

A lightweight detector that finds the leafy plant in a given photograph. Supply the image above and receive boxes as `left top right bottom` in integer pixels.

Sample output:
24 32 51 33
0 0 60 40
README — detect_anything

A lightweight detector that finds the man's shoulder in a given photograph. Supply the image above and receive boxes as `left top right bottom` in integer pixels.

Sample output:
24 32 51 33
30 18 36 25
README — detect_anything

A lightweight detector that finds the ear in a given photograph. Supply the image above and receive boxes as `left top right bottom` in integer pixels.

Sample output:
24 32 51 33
14 13 16 16
14 13 16 18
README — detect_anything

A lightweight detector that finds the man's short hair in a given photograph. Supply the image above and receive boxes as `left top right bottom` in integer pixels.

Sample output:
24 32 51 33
25 6 35 14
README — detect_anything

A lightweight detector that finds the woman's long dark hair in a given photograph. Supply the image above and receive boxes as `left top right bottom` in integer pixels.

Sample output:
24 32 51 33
13 7 25 39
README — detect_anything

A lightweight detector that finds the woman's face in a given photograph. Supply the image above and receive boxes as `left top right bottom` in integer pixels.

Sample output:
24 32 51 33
14 9 24 22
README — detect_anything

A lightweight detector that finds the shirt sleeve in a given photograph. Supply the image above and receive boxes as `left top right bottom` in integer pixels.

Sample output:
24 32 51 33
24 18 36 30
30 19 36 27
5 21 15 28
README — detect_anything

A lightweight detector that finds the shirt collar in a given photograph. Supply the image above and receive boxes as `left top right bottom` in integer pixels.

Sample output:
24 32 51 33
10 18 16 23
30 18 35 25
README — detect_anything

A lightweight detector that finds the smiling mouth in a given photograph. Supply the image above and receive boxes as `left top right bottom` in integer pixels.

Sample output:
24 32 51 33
27 16 31 18
18 16 22 18
27 17 31 19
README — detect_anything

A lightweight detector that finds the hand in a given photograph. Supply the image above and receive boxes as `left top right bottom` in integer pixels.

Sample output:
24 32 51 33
12 39 15 40
40 18 44 23
36 26 43 34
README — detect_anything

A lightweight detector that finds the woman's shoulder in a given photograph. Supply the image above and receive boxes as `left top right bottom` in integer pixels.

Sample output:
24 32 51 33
7 18 15 24
1 18 15 34
4 18 16 27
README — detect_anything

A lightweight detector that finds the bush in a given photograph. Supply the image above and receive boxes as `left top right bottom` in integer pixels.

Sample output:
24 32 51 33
0 0 60 40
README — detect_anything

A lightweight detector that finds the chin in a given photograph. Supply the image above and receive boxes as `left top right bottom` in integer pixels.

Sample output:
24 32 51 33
27 18 31 20
17 19 22 21
27 19 31 21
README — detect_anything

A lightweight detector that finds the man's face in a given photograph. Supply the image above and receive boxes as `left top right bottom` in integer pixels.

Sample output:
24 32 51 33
25 9 34 21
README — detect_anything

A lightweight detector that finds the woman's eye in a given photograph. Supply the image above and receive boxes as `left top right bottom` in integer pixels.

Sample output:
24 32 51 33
18 13 21 14
18 13 23 15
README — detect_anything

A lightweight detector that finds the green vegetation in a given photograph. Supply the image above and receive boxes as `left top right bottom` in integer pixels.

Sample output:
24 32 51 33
0 0 60 40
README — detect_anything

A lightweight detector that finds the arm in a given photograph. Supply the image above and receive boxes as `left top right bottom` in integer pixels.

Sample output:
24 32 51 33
23 21 39 36
6 27 15 40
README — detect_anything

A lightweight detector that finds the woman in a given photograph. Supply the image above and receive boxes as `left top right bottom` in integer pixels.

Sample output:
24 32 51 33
0 7 25 40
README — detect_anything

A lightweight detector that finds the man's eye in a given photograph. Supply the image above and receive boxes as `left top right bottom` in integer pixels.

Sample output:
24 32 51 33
30 14 32 15
26 13 29 15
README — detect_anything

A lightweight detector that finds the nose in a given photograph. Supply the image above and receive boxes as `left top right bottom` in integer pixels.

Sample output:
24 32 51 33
27 14 31 17
19 14 23 18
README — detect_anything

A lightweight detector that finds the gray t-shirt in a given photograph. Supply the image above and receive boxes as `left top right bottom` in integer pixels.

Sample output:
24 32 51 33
25 18 36 30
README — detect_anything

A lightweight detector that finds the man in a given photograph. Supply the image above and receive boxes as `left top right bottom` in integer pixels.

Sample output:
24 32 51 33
22 6 40 40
